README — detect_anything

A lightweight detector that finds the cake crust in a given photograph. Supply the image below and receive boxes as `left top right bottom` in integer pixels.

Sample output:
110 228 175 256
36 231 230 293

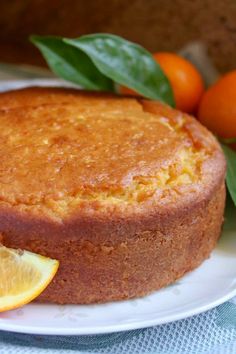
0 87 226 303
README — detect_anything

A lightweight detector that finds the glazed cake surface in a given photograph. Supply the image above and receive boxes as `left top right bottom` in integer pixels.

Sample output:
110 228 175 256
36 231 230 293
0 87 226 303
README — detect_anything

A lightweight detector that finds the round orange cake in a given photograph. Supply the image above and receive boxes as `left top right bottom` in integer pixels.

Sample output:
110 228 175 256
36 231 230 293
0 87 226 304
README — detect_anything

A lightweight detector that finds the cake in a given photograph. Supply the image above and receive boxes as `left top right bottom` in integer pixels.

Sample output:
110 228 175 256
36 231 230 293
0 87 226 304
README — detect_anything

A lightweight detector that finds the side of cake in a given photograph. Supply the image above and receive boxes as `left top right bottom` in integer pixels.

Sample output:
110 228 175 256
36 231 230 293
0 87 226 304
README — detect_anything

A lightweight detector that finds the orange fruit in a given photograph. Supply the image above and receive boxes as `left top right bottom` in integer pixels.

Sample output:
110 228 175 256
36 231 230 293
120 52 205 113
153 53 204 113
0 246 59 312
198 71 236 139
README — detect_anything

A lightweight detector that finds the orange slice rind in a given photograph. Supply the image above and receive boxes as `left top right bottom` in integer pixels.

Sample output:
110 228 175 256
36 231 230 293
0 246 59 312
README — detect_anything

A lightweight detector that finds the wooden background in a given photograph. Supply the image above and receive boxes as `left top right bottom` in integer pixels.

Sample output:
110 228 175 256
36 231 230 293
0 0 236 72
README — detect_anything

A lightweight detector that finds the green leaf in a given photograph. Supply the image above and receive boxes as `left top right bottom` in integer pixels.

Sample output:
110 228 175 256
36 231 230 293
30 36 114 91
221 144 236 207
223 193 236 231
220 137 236 145
64 34 175 106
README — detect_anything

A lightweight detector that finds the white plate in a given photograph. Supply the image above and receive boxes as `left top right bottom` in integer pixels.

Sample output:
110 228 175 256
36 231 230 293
0 226 235 336
0 80 235 336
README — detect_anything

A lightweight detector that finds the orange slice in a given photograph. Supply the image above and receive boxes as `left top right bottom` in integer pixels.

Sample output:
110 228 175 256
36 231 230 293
0 246 59 312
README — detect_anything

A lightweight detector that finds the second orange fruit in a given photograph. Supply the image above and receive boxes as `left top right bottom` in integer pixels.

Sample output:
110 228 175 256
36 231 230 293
198 70 236 139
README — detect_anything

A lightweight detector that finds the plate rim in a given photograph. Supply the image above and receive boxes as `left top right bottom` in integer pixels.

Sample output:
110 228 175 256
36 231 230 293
0 287 236 335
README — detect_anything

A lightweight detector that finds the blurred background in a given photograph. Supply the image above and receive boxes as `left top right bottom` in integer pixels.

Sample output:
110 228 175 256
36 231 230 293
0 0 235 73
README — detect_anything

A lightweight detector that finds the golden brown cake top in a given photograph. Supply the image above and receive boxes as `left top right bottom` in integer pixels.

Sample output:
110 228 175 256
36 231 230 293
0 87 225 219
